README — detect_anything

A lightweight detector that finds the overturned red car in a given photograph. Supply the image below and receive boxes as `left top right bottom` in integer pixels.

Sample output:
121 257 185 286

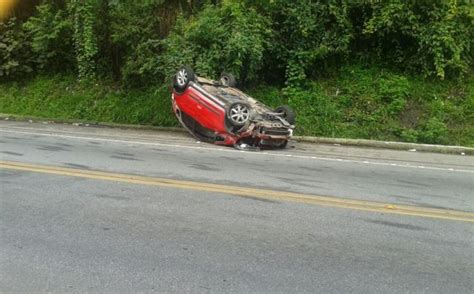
171 66 295 149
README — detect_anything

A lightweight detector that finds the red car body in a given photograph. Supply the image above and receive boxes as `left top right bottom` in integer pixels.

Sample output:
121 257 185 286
171 67 295 148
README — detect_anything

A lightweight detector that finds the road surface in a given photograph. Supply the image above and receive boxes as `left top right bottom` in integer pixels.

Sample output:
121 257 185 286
1 121 473 293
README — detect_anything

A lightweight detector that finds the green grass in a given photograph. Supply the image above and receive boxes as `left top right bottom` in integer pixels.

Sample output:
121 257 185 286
0 75 178 127
1 66 473 146
249 65 474 146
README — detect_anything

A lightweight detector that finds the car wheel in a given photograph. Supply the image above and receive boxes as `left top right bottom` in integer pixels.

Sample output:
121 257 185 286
173 65 195 93
227 102 251 127
220 73 237 87
275 105 296 125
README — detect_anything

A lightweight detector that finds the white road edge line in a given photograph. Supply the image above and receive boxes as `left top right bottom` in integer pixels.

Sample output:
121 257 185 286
1 128 473 174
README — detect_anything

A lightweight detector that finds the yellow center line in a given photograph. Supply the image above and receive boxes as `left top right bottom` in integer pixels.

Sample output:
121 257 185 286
1 160 473 223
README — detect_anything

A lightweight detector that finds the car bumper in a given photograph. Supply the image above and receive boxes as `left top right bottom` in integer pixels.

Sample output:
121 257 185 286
233 124 293 147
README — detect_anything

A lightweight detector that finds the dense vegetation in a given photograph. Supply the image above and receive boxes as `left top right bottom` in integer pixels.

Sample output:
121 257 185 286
1 0 473 146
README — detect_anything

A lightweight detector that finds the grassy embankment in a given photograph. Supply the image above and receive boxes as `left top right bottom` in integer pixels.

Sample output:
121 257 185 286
1 65 472 146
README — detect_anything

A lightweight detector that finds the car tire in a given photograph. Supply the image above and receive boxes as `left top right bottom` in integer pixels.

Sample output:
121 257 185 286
275 105 296 125
173 65 195 93
227 102 251 127
220 73 237 87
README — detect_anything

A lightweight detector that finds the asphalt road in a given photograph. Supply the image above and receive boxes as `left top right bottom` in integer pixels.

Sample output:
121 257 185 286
1 121 473 293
